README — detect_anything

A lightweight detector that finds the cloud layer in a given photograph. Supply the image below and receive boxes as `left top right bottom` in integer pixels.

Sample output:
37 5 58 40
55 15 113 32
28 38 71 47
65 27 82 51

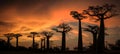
0 0 120 50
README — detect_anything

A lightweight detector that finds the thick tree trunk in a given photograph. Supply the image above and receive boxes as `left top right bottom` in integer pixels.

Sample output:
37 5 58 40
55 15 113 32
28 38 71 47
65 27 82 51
41 39 43 49
16 37 18 47
46 37 50 50
62 32 66 51
43 39 45 49
7 37 10 45
78 20 83 52
97 18 105 53
7 37 10 48
92 33 97 54
93 33 97 50
33 36 35 48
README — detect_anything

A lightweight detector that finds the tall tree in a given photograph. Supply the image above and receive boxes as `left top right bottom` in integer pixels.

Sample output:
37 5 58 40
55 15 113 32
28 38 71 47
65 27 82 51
40 37 46 50
52 23 72 51
43 37 46 50
83 25 99 51
28 32 38 49
13 33 22 47
108 40 120 50
41 31 53 51
83 4 118 53
116 40 120 47
4 33 14 48
70 11 86 52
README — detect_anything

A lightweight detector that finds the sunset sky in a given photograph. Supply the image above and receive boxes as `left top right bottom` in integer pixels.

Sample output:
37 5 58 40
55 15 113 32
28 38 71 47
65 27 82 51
0 0 120 50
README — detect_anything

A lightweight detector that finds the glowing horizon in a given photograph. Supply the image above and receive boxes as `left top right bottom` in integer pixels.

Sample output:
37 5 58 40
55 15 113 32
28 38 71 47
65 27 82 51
0 0 120 50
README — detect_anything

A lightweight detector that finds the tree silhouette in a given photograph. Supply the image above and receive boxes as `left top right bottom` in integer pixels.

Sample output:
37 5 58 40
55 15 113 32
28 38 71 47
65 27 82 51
108 40 120 50
28 32 38 49
83 4 118 53
40 37 46 50
83 25 99 51
34 42 39 49
43 37 46 50
52 23 72 51
4 33 14 48
13 33 22 47
70 11 86 52
41 38 44 50
41 31 53 51
116 40 120 47
0 39 9 50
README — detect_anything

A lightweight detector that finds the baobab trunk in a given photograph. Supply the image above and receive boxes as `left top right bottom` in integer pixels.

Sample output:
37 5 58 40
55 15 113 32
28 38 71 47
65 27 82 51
93 33 97 54
16 37 18 47
46 37 50 50
97 18 105 53
62 32 66 51
33 36 35 48
78 19 83 52
43 39 46 50
7 37 10 45
93 33 97 50
41 39 43 49
7 37 10 48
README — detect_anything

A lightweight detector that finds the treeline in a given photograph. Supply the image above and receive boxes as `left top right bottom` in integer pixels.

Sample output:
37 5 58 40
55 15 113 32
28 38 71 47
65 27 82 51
0 4 119 54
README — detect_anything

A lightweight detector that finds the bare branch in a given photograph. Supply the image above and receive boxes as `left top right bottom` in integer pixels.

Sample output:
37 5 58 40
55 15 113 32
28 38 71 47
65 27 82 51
83 25 99 34
104 12 119 19
83 4 118 20
13 33 22 38
52 23 72 33
52 28 62 33
41 31 54 38
70 11 86 20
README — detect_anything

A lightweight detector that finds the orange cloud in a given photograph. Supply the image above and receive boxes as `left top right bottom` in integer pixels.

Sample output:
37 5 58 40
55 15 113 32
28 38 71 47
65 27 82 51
0 0 119 49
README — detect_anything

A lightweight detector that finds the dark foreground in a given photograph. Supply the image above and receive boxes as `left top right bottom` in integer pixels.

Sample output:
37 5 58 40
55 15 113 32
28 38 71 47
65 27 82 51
0 50 120 54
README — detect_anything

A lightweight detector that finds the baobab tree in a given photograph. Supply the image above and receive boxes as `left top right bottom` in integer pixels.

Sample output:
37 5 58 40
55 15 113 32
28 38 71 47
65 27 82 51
43 37 46 50
28 32 38 49
41 31 53 50
70 11 86 52
83 25 108 50
40 38 44 50
13 33 22 47
40 37 46 50
52 23 72 51
83 25 99 51
83 4 118 53
4 33 14 48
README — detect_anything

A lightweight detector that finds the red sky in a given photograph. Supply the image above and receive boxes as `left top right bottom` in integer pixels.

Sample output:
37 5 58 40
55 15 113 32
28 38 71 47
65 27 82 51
0 0 120 50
